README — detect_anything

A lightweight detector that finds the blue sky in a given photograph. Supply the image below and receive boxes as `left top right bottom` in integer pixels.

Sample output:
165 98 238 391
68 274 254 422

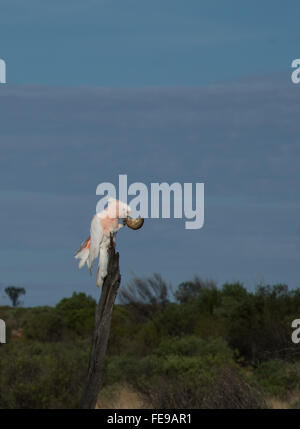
0 1 299 306
0 0 299 86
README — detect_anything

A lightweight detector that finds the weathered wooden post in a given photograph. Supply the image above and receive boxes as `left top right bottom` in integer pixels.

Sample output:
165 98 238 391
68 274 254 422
80 235 121 409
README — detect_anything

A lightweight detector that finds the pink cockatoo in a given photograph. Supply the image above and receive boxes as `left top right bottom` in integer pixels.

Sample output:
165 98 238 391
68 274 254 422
74 197 131 287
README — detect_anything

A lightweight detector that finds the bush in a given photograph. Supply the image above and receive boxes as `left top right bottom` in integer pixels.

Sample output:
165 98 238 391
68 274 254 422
1 277 300 409
254 359 300 399
22 293 96 342
0 341 89 409
55 292 96 337
104 336 265 408
23 307 63 342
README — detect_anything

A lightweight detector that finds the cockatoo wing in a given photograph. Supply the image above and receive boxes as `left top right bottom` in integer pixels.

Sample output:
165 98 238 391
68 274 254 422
88 214 104 273
74 237 90 269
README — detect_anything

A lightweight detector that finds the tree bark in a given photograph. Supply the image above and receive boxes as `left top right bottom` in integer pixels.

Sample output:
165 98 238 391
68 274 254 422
80 235 121 409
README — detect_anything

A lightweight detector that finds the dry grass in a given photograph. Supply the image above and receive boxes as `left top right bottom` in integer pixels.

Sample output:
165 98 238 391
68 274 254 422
267 397 289 409
267 391 300 409
96 384 151 409
97 384 300 410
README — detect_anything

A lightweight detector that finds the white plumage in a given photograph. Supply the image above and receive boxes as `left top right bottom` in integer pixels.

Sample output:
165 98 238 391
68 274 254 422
74 198 131 287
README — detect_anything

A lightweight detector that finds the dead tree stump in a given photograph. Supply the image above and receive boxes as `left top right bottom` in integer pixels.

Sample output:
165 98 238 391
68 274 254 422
80 235 121 409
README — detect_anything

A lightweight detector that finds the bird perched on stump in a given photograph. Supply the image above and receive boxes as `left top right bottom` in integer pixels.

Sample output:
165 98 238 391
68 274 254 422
74 197 130 287
74 197 143 287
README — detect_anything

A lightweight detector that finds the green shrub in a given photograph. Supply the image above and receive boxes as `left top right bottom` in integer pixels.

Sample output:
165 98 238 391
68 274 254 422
254 359 300 399
104 336 264 408
23 307 63 342
0 341 89 409
56 292 96 337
